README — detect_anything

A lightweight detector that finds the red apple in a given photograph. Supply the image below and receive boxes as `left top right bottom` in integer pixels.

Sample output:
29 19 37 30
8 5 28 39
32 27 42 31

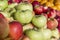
22 0 32 3
47 18 58 30
47 9 56 18
0 13 5 18
34 5 44 15
32 1 40 7
8 0 13 4
56 10 60 17
43 6 49 13
9 21 23 40
13 0 22 3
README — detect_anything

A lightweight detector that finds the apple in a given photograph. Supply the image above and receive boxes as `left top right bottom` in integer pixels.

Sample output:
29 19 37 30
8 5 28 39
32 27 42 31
43 6 49 13
8 0 13 4
47 9 56 18
22 0 32 3
22 35 30 40
25 29 43 40
0 12 11 22
12 0 22 3
0 1 8 10
14 10 34 24
51 28 59 39
32 15 47 28
38 29 52 40
0 17 9 39
23 23 34 32
16 2 33 11
56 10 60 17
32 1 40 7
9 21 23 40
34 5 44 15
47 18 58 30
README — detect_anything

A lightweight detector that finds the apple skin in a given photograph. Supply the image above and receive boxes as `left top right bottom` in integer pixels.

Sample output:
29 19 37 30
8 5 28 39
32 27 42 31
17 2 33 11
0 1 8 10
47 9 56 18
9 21 23 40
23 23 34 32
0 17 9 39
12 0 22 3
51 28 59 39
34 5 44 15
56 10 60 17
32 15 47 28
32 1 40 7
14 10 34 24
47 18 58 30
25 29 43 40
38 29 52 40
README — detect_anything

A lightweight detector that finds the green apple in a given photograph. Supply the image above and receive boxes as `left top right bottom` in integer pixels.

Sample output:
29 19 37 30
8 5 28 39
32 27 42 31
41 29 52 40
25 29 43 40
14 10 34 24
0 1 8 10
16 2 33 11
32 15 47 28
51 28 59 39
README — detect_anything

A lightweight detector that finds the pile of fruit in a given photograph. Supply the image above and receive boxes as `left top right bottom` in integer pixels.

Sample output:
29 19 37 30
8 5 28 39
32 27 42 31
0 0 60 40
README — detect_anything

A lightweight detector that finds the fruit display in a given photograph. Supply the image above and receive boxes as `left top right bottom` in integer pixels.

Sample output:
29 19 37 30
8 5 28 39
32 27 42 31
0 0 60 40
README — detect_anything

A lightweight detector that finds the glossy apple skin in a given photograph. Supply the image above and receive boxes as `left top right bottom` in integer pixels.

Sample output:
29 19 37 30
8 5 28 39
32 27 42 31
9 21 23 40
25 29 43 40
32 15 47 28
17 2 33 11
13 0 22 3
34 5 44 15
47 9 56 18
14 10 34 24
47 18 58 30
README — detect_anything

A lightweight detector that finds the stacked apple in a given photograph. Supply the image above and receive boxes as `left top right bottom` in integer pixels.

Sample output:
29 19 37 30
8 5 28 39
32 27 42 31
0 0 60 40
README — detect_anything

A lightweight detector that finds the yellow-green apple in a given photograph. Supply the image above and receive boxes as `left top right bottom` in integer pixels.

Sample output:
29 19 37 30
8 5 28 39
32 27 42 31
39 29 52 40
14 10 34 24
0 1 8 10
16 2 33 11
32 15 47 28
25 29 43 40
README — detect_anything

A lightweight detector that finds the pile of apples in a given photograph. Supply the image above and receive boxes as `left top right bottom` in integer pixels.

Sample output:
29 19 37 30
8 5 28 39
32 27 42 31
0 0 60 40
